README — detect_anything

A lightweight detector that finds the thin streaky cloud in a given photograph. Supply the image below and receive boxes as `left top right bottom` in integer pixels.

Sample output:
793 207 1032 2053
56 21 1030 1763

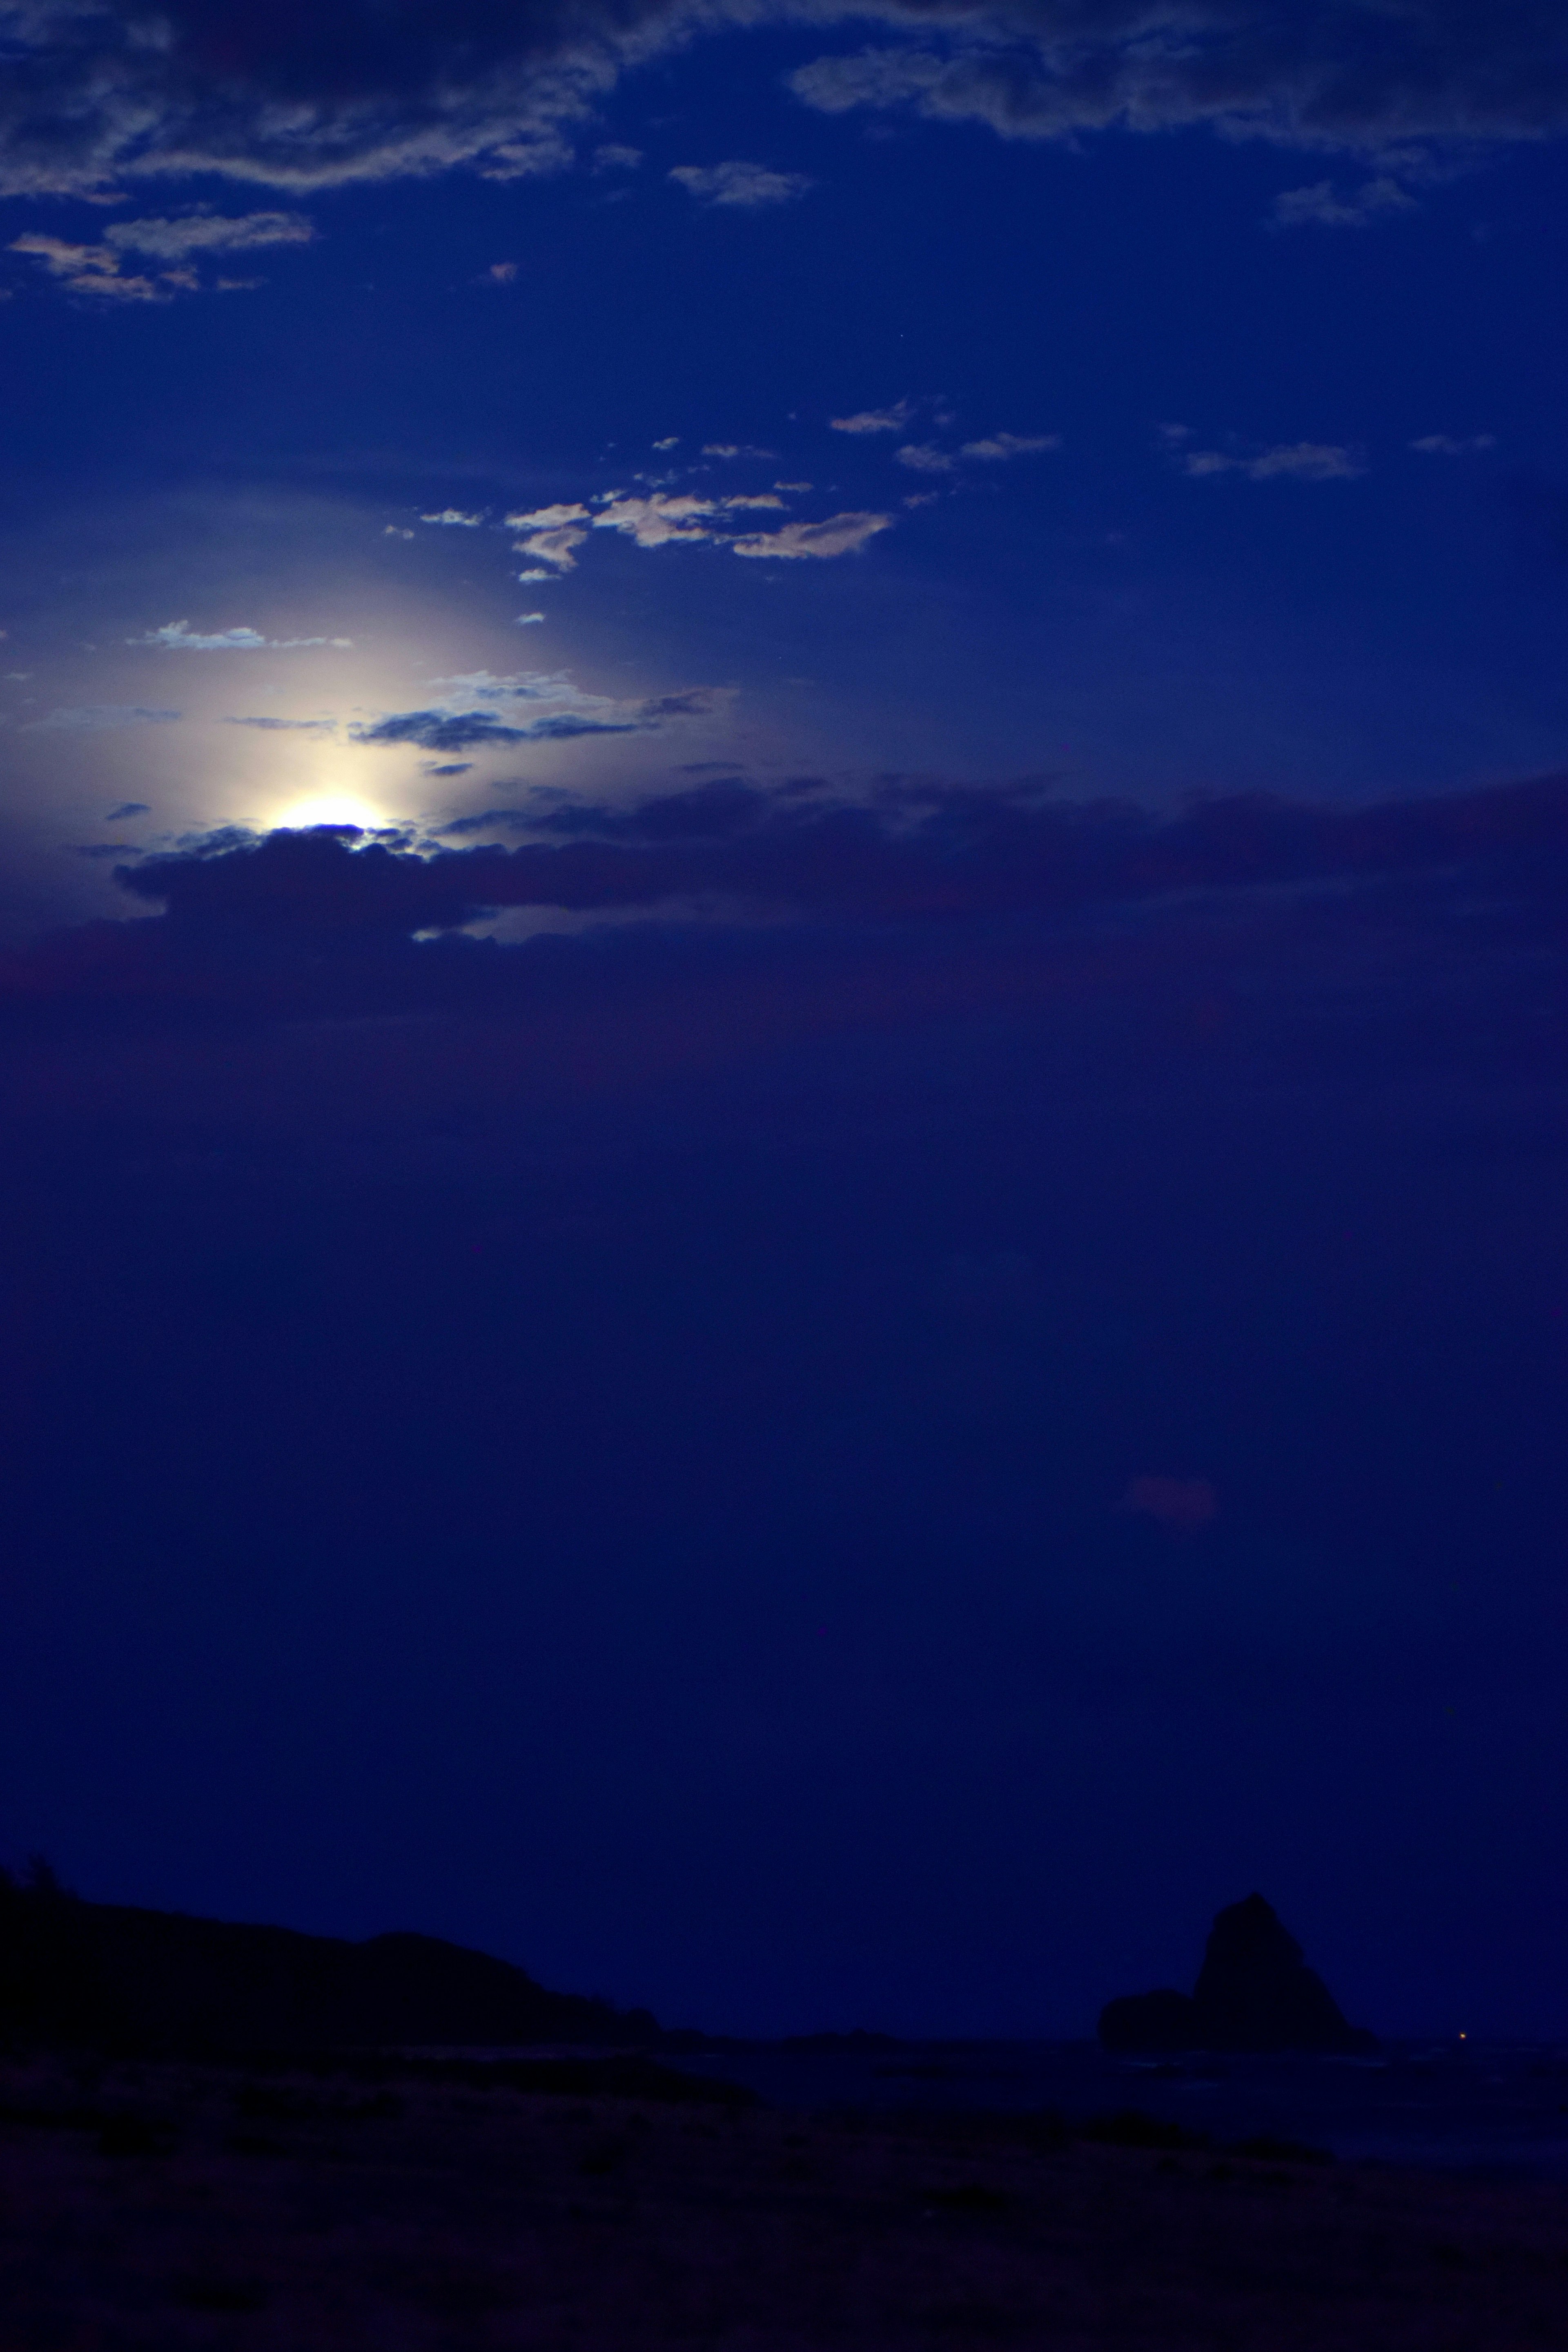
730 511 893 559
1272 177 1417 229
668 160 813 208
131 621 354 650
830 400 913 435
1181 442 1367 482
960 431 1061 459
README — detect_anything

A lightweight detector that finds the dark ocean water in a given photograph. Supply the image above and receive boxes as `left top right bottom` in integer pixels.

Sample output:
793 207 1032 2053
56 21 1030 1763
659 2041 1568 2181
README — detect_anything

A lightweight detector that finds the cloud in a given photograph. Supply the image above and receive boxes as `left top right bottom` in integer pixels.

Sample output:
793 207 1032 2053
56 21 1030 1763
960 431 1062 460
225 715 336 732
730 511 893 559
516 568 552 580
420 508 484 526
1118 1477 1219 1534
1 5 1565 207
830 401 913 435
1412 432 1497 455
1180 442 1367 482
422 762 473 776
105 802 151 820
592 493 722 549
26 704 181 730
593 142 643 172
506 504 590 531
652 436 680 451
702 443 776 459
517 612 546 625
488 260 518 283
507 503 591 570
104 211 314 258
133 620 354 650
895 444 956 474
9 233 165 301
786 8 1568 156
384 525 416 539
668 160 812 208
11 212 310 300
347 668 702 750
1272 176 1419 228
349 710 537 752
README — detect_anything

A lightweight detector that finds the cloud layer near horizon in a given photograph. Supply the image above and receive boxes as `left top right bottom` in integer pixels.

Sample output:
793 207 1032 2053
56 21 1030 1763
8 773 1564 1088
5 3 1567 196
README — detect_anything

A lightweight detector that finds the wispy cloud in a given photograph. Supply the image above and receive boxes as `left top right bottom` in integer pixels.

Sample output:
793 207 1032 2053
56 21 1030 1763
831 400 913 436
731 511 893 559
420 508 485 526
26 704 181 730
669 160 813 208
131 621 354 650
225 715 336 733
106 211 314 259
960 431 1061 460
1179 441 1367 482
1412 432 1497 455
1272 177 1417 229
895 444 955 474
506 502 591 571
11 213 310 300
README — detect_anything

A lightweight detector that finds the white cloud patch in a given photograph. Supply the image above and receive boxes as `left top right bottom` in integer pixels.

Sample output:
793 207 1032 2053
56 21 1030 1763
105 211 314 259
895 443 956 474
11 213 310 301
653 435 680 450
1180 442 1367 482
131 620 354 650
831 400 913 435
384 525 416 538
702 442 776 458
593 492 721 548
27 704 181 730
730 510 893 560
517 611 546 624
1412 432 1497 454
592 142 643 171
421 508 485 526
1272 177 1418 228
669 160 813 207
506 504 591 570
960 430 1061 460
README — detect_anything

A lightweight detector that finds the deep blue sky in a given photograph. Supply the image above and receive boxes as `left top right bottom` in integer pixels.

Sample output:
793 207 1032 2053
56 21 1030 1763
1 2 1566 2036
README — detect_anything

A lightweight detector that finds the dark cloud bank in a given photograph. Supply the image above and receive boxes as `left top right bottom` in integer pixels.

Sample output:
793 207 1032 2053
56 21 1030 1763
6 2 1568 195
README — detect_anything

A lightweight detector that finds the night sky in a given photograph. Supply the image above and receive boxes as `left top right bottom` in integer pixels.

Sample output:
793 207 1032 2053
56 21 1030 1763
2 2 1567 2039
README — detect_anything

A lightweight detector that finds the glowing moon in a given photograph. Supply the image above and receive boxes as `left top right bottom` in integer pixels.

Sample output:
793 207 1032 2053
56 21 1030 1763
272 789 387 832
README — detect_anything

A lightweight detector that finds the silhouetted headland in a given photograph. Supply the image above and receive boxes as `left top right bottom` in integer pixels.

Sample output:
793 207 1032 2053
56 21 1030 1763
1098 1893 1377 2054
0 1862 676 2058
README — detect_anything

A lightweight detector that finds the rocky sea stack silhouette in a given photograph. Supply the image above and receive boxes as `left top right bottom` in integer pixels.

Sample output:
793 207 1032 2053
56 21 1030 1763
1098 1893 1376 2054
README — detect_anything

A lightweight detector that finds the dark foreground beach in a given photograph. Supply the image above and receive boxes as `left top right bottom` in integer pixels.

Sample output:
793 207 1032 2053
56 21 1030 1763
4 2054 1568 2349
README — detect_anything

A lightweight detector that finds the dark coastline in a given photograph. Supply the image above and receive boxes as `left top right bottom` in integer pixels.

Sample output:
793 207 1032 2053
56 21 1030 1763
4 2044 1568 2350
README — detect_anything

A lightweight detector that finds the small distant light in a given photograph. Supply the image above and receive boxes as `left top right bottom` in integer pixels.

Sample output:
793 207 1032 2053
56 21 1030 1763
1459 2031 1467 2040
